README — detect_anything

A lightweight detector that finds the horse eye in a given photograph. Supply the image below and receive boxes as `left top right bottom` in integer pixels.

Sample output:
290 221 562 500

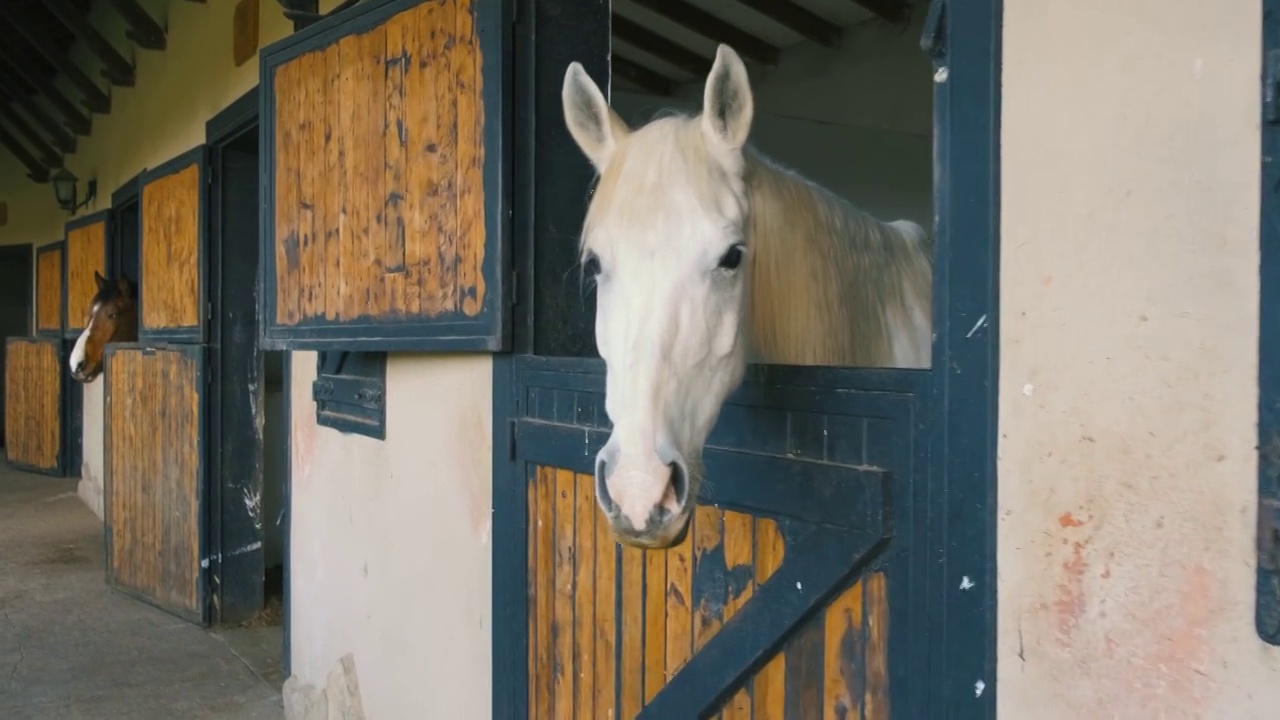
717 244 745 271
582 252 602 278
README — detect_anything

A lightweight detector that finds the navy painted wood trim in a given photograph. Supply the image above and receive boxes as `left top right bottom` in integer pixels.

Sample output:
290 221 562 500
490 354 525 720
282 351 293 677
63 337 83 479
638 525 891 718
924 0 1002 711
110 170 143 209
102 342 212 625
35 240 65 339
1257 0 1280 646
205 86 259 145
256 0 514 353
137 144 211 345
62 207 112 339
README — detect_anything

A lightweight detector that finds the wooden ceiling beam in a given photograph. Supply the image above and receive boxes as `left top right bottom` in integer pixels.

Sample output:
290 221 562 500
0 80 76 153
612 14 713 78
736 0 842 47
0 9 111 113
41 0 137 86
612 54 673 96
0 103 63 168
850 0 912 26
628 0 781 67
103 0 166 50
0 123 51 183
0 55 92 136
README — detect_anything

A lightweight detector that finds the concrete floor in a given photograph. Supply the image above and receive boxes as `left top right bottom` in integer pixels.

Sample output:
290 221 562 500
0 464 284 719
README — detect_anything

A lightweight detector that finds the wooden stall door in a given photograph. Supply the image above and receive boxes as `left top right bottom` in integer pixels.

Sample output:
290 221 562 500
3 337 64 475
511 361 912 720
35 242 64 338
104 344 207 622
139 148 208 343
64 211 109 339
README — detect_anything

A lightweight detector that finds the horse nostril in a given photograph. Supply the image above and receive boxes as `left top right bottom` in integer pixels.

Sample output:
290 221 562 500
594 456 615 512
668 461 688 507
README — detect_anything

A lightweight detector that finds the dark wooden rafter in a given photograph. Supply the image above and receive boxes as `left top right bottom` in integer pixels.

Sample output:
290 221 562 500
103 0 166 50
611 14 712 77
735 0 842 47
851 0 912 26
0 79 76 153
41 0 137 86
628 0 781 67
0 7 111 113
0 121 49 182
0 103 62 167
612 53 672 96
0 55 91 135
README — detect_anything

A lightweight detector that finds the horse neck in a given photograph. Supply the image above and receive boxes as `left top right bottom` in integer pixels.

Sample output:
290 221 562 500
741 151 932 368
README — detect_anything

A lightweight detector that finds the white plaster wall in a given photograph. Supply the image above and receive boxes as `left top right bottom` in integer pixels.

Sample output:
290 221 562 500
288 352 493 718
999 1 1280 716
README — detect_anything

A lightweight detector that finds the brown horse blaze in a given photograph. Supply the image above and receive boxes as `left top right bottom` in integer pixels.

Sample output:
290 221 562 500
69 271 138 383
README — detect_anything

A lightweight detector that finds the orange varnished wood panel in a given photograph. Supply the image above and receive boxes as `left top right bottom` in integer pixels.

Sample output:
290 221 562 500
66 220 105 332
3 338 61 471
270 0 487 326
141 162 201 332
106 348 202 617
526 466 892 719
36 245 63 334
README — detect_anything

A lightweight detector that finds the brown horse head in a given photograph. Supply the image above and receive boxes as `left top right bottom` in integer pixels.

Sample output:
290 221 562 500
69 271 138 383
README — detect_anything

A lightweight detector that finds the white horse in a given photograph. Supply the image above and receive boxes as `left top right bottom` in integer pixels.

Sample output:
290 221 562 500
562 44 933 549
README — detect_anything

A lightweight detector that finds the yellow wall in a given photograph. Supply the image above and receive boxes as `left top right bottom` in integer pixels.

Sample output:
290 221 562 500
999 0 1280 715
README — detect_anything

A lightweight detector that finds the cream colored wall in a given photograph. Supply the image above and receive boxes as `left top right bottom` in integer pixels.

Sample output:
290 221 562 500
286 352 493 718
999 1 1280 717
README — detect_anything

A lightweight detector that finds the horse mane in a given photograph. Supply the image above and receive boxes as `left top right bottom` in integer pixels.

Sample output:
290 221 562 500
90 274 136 307
581 112 933 369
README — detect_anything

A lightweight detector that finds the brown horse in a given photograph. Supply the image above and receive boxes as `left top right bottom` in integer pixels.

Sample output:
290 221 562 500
69 271 138 383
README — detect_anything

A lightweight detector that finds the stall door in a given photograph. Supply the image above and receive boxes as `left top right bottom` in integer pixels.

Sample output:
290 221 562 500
3 337 64 475
103 344 207 622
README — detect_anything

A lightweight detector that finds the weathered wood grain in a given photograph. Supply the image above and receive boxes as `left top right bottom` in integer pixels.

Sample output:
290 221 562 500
270 0 487 326
36 245 63 334
66 220 105 333
141 162 201 332
3 338 61 471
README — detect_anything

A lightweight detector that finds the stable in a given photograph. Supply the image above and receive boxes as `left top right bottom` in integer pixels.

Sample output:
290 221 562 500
0 0 1278 718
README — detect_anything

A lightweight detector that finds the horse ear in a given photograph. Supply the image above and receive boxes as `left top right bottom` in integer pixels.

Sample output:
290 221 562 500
93 270 107 291
116 275 131 298
562 61 629 171
701 44 754 154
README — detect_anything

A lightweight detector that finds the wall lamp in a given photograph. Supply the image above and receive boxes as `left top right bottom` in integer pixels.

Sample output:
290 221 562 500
51 168 96 213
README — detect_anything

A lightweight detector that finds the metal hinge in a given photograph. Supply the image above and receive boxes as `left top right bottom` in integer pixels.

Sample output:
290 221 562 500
1266 49 1280 124
511 270 519 306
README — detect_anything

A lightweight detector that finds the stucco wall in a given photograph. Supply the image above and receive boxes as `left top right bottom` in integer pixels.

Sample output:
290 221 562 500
286 352 493 719
999 1 1280 716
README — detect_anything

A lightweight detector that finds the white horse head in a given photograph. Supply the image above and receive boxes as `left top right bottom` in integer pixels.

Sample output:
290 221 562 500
562 44 932 549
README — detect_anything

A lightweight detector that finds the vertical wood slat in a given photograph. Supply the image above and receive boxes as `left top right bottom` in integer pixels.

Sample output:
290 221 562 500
140 159 202 334
106 347 203 619
525 467 889 719
3 338 62 472
35 244 64 335
65 218 106 334
269 0 487 327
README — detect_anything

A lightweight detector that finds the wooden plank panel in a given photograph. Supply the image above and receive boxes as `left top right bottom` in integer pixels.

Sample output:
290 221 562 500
106 346 203 619
643 535 666 704
863 571 890 720
721 511 755 719
265 0 490 334
665 512 694 681
552 468 576 718
3 338 61 472
35 244 63 335
824 581 864 720
573 473 595 720
619 541 645 719
753 518 787 720
532 467 555 719
65 218 106 334
527 474 538 718
140 161 201 333
594 484 617 719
